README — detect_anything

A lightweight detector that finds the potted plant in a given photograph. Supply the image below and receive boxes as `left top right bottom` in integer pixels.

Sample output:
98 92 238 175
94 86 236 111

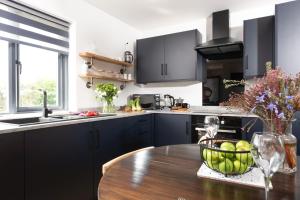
95 83 119 113
224 67 300 174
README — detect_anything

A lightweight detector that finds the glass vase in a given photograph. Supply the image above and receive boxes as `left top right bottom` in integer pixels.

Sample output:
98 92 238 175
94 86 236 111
263 119 297 174
102 100 116 113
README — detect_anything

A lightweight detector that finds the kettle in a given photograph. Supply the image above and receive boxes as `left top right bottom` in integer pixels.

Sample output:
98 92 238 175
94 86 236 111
164 94 175 108
124 51 133 63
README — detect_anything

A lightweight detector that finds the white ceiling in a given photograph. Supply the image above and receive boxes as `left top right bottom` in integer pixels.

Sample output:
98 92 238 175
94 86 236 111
85 0 292 31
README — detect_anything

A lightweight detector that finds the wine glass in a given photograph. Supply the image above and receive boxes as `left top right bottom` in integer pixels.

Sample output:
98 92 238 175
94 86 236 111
204 116 220 138
250 132 286 200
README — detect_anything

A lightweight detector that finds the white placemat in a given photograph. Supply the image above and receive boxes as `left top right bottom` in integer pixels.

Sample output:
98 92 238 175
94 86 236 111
197 164 272 189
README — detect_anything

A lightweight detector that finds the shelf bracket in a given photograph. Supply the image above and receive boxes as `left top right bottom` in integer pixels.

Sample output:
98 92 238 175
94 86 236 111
85 57 94 69
120 66 126 74
86 77 94 88
120 82 126 90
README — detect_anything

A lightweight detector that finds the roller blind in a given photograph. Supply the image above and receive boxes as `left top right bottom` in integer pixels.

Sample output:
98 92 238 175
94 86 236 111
0 0 69 53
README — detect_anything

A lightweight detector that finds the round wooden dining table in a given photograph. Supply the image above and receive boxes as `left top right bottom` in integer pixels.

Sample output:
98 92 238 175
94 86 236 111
99 144 299 200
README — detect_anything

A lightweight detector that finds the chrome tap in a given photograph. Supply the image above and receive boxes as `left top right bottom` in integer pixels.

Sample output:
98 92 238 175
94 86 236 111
41 90 52 118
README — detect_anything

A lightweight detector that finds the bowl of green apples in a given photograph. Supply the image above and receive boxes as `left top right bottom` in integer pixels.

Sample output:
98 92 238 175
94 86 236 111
200 139 254 176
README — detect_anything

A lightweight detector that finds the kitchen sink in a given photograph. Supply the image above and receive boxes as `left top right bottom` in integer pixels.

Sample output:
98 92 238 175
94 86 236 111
0 113 117 126
0 117 65 126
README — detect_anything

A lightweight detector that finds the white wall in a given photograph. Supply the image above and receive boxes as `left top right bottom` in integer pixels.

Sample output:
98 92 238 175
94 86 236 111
19 0 281 110
21 0 142 111
117 19 207 107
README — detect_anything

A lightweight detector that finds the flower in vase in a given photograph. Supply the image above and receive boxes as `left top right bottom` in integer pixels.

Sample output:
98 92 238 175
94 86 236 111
224 68 300 133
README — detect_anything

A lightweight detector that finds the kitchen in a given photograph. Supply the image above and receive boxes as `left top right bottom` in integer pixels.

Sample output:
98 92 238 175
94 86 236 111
0 0 300 200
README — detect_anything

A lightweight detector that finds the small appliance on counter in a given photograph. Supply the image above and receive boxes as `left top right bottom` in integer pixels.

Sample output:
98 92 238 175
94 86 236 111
132 94 160 110
163 94 175 108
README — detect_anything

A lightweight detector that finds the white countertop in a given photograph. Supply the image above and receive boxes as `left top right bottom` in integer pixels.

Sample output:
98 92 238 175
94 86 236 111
0 107 257 135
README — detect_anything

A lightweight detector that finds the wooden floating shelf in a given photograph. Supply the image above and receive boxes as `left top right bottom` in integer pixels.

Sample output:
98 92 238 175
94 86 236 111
80 73 134 83
79 52 134 67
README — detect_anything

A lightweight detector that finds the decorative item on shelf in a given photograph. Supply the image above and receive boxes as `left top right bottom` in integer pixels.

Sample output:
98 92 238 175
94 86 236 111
199 139 254 176
124 42 134 64
79 52 134 90
224 67 300 174
124 51 133 63
128 74 132 80
95 83 119 113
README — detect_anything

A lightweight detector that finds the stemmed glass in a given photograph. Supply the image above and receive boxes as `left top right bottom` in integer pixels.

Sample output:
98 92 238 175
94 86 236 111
204 116 220 138
250 132 286 200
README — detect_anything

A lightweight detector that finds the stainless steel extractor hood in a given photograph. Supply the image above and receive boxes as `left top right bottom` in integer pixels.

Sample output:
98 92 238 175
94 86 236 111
195 10 243 60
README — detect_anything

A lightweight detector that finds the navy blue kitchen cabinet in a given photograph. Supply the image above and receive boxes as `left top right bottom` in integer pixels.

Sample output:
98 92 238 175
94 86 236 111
243 16 274 79
0 132 24 200
25 123 94 200
122 114 154 152
241 117 263 141
136 29 205 83
155 114 191 146
293 111 300 155
275 1 300 74
136 36 165 83
92 114 154 198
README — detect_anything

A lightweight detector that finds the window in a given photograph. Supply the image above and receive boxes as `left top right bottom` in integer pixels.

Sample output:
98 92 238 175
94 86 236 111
0 40 9 113
0 39 68 113
18 44 60 108
0 1 69 113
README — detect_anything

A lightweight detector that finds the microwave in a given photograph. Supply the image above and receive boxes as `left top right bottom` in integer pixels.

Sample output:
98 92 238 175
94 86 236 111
132 94 160 110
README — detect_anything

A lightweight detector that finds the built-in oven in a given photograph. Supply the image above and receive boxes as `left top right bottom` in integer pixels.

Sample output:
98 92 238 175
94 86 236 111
132 94 160 110
191 115 243 143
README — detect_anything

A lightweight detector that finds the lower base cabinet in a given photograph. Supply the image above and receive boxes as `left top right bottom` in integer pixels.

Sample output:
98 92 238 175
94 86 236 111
155 114 191 146
93 114 154 199
0 132 24 200
25 123 94 200
5 114 281 200
293 111 300 155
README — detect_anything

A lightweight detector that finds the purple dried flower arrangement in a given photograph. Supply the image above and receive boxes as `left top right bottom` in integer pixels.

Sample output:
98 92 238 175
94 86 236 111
224 69 300 128
224 68 300 169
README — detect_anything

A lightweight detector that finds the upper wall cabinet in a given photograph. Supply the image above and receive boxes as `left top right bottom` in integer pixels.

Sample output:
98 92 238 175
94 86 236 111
275 1 300 74
136 30 206 83
243 16 274 79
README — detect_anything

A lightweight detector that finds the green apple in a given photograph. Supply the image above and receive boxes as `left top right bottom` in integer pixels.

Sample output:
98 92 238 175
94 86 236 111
206 160 219 170
236 148 253 165
220 142 235 160
218 158 233 174
203 149 219 163
233 160 248 174
236 140 251 150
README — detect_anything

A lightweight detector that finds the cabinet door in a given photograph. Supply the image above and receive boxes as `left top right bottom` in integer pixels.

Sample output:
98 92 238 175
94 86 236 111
164 30 198 81
244 16 274 78
155 114 191 147
25 124 94 200
122 115 154 152
257 16 274 74
136 36 165 83
241 117 263 141
93 118 125 196
275 1 300 74
243 19 258 78
0 132 24 200
93 115 154 179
